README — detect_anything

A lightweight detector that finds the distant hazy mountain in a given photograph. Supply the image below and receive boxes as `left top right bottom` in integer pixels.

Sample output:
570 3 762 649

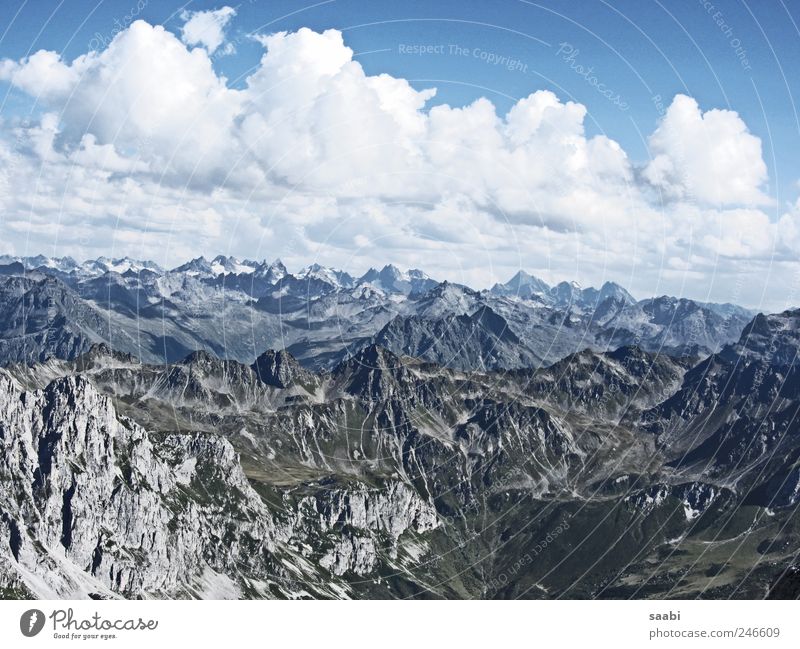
491 269 550 300
0 257 755 373
359 264 437 295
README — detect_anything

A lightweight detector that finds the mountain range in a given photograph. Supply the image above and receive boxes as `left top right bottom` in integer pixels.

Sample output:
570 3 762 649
1 254 798 599
0 254 753 370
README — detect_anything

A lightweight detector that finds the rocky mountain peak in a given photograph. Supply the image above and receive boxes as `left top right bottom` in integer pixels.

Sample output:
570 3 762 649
726 309 800 366
357 265 435 295
469 305 520 343
300 264 355 289
334 344 412 399
597 281 636 305
544 281 578 308
380 264 404 279
74 343 139 369
210 255 256 276
346 343 403 370
173 256 211 276
493 269 550 298
181 349 219 365
256 258 287 282
251 349 314 389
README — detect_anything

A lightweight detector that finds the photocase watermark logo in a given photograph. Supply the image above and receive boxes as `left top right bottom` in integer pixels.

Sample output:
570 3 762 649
556 42 629 111
19 609 45 637
14 608 159 641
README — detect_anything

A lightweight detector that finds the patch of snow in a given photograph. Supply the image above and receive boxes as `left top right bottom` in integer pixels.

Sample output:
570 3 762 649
193 566 241 599
174 457 197 485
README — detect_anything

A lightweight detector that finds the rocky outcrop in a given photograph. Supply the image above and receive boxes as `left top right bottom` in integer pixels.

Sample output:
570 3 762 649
519 345 690 419
0 372 286 597
251 349 317 390
373 306 542 371
0 371 442 598
0 276 109 364
295 481 438 576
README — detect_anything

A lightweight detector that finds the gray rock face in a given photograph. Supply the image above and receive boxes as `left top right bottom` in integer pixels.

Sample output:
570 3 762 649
251 349 317 389
0 373 283 597
639 309 800 513
303 482 438 540
374 306 543 371
0 276 109 364
0 371 439 598
299 481 438 576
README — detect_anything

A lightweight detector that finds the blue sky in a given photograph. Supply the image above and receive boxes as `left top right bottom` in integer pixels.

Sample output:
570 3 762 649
3 0 798 199
0 0 799 310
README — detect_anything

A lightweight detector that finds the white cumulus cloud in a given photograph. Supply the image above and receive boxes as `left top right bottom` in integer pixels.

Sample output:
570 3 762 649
180 6 237 54
643 94 770 207
0 21 791 309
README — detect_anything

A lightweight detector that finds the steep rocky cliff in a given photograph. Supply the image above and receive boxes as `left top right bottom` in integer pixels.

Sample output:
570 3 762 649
0 372 438 598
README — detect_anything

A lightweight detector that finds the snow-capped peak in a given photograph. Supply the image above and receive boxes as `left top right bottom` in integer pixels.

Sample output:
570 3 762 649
79 256 163 277
358 265 435 295
210 255 257 276
172 256 212 276
254 258 288 282
0 255 80 273
492 270 550 299
300 263 354 288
